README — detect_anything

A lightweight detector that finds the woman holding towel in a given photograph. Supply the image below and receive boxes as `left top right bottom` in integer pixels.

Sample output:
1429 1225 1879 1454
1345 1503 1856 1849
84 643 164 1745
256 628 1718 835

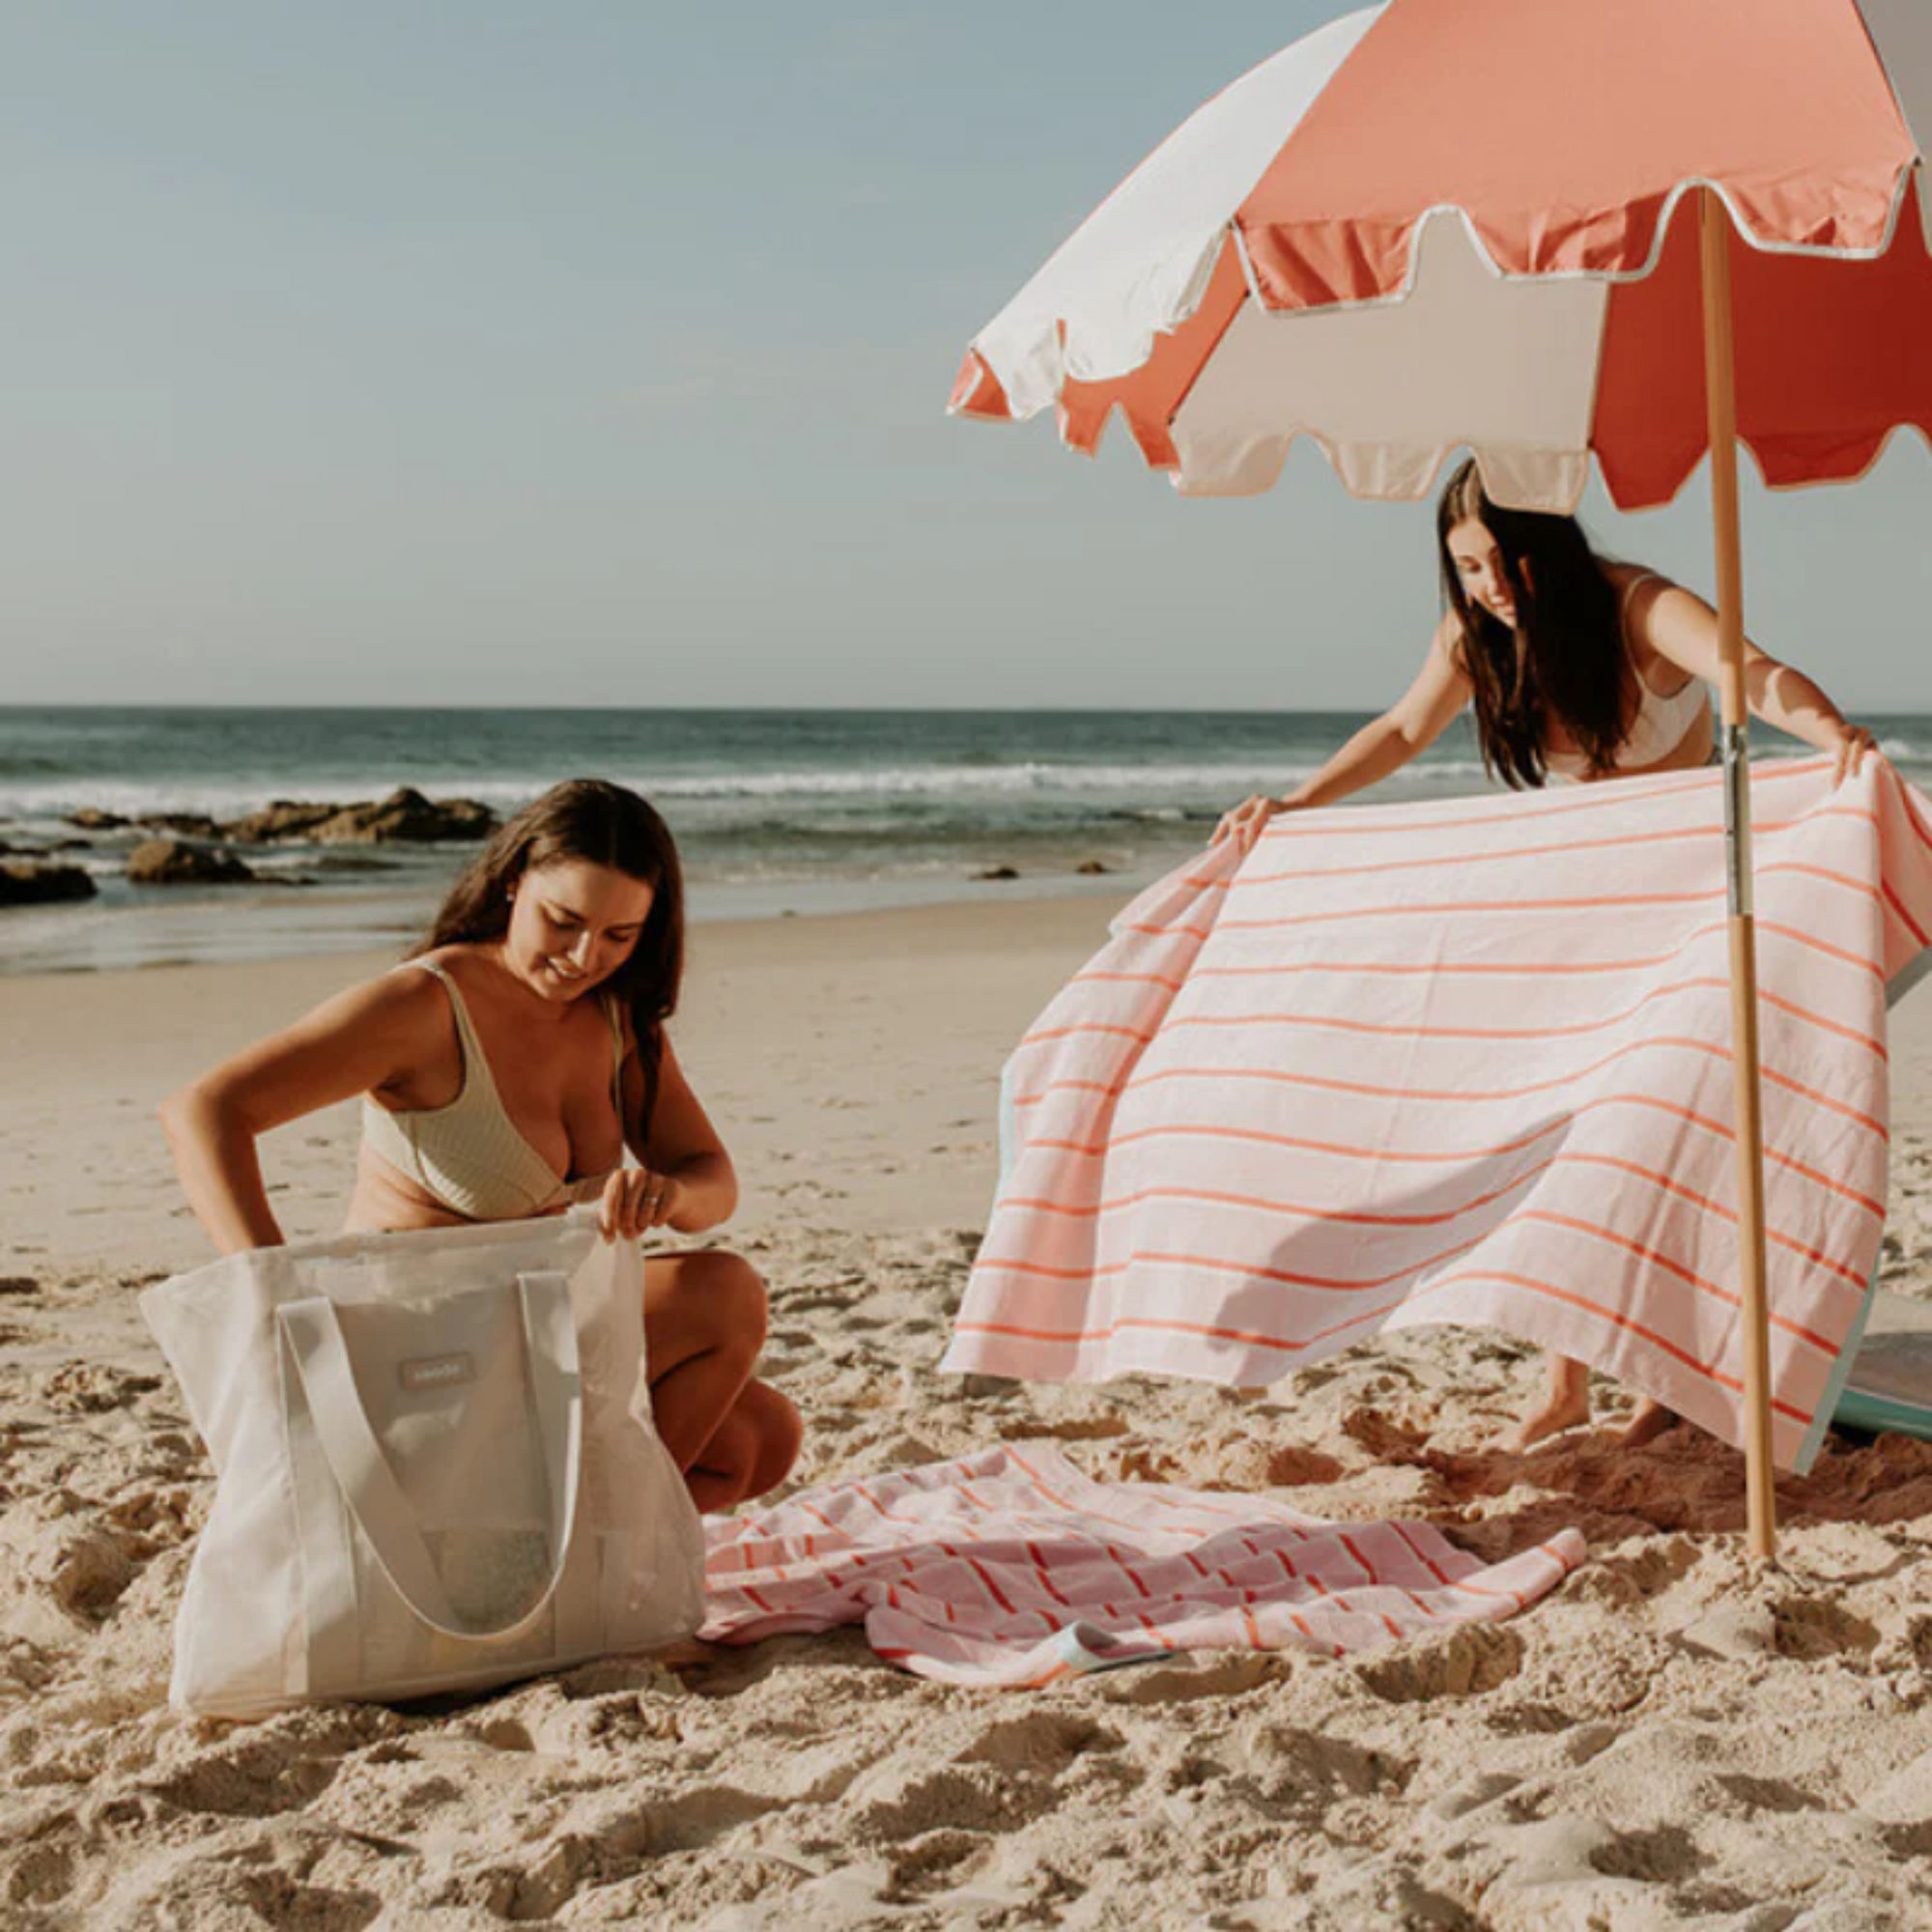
1215 460 1876 1450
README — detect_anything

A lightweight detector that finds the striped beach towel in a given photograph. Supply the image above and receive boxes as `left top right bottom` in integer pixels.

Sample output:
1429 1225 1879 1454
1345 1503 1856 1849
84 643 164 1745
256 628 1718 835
700 1442 1587 1686
941 758 1932 1473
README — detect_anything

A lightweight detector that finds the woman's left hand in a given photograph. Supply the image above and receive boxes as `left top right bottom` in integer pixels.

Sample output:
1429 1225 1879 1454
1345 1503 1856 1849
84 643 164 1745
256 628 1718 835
1832 723 1879 784
598 1166 684 1242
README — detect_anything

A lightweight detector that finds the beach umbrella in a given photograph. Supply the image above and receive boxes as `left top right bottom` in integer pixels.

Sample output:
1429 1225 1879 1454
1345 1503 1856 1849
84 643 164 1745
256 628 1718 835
949 0 1932 1559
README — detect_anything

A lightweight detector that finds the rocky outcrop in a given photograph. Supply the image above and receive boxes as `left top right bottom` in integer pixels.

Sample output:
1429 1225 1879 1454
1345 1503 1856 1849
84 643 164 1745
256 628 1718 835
135 812 221 839
216 788 497 847
0 864 97 905
303 788 497 845
220 801 342 845
51 789 499 854
42 784 502 854
125 839 256 887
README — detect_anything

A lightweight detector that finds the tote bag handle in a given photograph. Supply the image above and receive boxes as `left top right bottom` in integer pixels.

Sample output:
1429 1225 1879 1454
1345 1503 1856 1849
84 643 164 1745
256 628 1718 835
276 1270 583 1644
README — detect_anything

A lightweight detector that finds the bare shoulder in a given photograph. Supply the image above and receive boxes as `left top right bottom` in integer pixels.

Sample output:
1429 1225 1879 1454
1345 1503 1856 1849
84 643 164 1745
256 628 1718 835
412 943 480 987
182 958 455 1124
357 958 440 1009
1606 560 1679 604
1429 610 1473 677
1606 561 1693 647
405 945 515 1023
317 961 449 1047
1611 565 1716 649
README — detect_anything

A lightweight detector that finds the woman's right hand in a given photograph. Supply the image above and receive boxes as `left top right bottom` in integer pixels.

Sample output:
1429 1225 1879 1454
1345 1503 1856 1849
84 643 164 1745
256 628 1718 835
1830 722 1878 784
1213 794 1293 852
599 1166 685 1243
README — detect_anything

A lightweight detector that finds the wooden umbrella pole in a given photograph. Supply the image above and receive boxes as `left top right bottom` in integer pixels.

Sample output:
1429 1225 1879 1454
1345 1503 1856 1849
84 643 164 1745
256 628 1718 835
1698 186 1777 1561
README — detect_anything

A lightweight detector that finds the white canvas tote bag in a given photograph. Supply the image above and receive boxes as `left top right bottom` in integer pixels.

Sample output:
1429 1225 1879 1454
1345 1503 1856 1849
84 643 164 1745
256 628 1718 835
142 1210 706 1718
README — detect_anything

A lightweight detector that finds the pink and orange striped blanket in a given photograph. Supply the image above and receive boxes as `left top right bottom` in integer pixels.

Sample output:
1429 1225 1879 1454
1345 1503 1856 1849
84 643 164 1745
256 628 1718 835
942 759 1932 1472
701 1443 1586 1686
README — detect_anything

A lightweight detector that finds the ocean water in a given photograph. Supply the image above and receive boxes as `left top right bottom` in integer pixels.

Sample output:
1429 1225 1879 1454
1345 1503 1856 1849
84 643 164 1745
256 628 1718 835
0 705 1913 974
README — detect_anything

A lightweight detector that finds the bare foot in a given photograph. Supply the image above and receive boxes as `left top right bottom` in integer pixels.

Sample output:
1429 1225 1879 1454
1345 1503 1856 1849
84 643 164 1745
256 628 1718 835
1494 1353 1592 1453
1495 1383 1592 1453
1614 1398 1681 1448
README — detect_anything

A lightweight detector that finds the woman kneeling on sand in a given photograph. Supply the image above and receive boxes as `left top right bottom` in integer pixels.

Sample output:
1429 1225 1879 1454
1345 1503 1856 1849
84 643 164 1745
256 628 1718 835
161 777 800 1512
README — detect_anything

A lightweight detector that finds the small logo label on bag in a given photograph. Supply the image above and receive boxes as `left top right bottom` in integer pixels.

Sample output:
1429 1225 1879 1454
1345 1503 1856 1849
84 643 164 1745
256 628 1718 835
398 1351 476 1393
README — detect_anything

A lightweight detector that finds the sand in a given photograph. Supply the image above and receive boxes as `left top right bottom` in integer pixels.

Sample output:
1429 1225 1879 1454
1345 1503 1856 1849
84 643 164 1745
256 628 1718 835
3 898 1932 1929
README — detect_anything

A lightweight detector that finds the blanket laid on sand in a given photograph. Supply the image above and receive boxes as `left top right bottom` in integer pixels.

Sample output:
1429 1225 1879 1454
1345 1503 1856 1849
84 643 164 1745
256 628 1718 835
700 1443 1587 1686
941 759 1932 1473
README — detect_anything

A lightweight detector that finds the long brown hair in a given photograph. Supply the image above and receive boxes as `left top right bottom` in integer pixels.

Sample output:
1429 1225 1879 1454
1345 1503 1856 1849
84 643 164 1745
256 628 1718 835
415 778 683 1117
1438 459 1630 787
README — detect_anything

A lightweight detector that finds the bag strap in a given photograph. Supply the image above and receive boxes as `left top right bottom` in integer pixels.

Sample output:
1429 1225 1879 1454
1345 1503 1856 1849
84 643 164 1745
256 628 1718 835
276 1270 583 1643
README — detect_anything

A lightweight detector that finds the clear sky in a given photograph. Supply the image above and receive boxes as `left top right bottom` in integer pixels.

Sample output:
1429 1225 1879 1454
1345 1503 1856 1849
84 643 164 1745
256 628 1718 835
6 2 1929 710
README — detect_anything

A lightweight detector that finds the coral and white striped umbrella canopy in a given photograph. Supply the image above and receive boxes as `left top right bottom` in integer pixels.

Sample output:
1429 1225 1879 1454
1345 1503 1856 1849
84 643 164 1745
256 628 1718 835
950 0 1932 512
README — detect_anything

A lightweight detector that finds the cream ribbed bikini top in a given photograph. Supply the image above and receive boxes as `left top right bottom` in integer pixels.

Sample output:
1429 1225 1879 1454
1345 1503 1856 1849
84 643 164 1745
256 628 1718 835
360 959 625 1221
1542 571 1711 781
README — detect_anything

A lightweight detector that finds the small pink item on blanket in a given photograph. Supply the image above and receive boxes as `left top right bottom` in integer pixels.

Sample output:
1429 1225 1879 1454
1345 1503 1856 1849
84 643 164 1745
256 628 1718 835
701 1443 1586 1688
943 760 1932 1473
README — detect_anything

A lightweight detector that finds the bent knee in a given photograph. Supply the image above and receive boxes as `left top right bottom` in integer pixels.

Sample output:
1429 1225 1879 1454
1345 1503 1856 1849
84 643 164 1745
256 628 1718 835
740 1380 803 1497
687 1380 802 1511
650 1247 769 1361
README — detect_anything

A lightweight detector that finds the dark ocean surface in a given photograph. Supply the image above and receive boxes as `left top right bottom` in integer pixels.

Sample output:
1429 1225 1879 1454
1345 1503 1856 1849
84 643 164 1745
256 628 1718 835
0 705 1886 973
